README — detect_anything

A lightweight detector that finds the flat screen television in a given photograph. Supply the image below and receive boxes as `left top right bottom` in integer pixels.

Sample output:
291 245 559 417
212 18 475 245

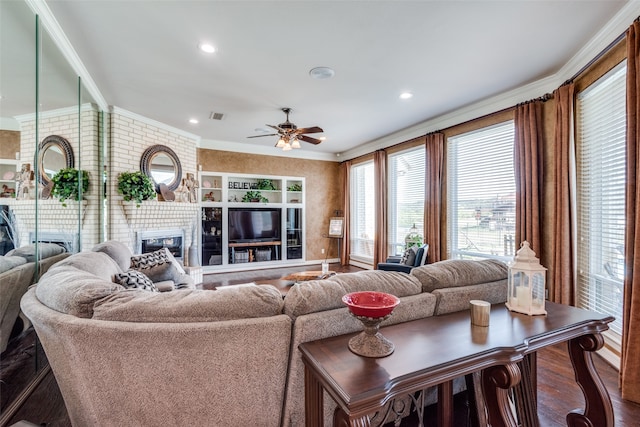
228 208 281 242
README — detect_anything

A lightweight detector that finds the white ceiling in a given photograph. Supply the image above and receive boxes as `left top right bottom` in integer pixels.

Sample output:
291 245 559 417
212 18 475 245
4 1 638 160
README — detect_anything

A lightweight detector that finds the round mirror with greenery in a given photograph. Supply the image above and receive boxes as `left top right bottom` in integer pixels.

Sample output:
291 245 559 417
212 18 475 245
140 145 182 192
36 134 75 186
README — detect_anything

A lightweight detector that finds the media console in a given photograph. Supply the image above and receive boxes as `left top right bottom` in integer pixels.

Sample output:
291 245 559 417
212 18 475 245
199 172 305 270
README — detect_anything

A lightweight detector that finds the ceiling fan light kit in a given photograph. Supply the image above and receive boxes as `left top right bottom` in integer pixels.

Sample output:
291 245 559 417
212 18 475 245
247 107 324 151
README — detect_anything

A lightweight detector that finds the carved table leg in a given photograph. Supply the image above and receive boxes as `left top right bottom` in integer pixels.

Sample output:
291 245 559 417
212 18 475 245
305 365 323 427
566 334 615 427
333 408 371 427
482 363 521 427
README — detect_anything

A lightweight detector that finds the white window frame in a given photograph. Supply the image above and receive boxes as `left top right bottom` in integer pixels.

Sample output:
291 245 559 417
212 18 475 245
576 60 626 361
349 160 375 266
447 121 516 261
387 146 426 256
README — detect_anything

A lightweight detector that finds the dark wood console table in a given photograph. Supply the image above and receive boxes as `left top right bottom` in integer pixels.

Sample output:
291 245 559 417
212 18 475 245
300 302 614 427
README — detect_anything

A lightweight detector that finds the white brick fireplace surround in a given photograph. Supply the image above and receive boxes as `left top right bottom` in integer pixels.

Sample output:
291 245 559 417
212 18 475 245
119 201 200 258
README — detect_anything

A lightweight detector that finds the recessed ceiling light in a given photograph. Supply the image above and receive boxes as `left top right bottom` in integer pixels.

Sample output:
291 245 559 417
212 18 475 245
189 118 199 124
400 92 413 100
309 66 335 79
198 43 216 53
319 136 326 141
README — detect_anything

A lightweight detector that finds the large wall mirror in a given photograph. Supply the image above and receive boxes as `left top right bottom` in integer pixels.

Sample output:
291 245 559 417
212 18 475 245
36 135 74 185
140 145 182 191
0 1 107 423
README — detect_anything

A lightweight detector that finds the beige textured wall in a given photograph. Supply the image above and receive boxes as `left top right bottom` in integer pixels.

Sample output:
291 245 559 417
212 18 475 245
197 149 343 261
0 130 20 159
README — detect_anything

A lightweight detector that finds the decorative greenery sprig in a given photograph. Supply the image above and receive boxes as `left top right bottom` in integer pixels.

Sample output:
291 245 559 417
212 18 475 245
256 179 276 190
242 190 268 203
51 168 90 207
287 183 302 192
117 171 156 207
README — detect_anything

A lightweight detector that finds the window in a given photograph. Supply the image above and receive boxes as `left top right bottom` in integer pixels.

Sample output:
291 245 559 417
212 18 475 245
576 61 626 343
350 161 375 263
387 147 425 255
447 121 516 260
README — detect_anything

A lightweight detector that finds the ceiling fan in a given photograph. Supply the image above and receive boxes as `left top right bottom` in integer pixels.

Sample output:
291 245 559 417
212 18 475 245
247 108 323 150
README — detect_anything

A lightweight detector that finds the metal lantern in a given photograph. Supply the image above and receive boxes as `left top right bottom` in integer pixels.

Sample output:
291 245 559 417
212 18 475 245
506 241 547 316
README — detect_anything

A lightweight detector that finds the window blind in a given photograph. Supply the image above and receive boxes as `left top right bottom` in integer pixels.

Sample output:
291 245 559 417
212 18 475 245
576 60 626 339
447 121 515 260
350 161 375 261
387 147 426 255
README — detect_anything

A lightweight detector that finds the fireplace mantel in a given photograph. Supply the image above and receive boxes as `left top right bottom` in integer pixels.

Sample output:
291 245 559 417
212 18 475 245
120 200 200 231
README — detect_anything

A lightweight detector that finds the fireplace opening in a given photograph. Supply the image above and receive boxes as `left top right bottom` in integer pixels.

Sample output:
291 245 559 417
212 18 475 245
137 229 185 264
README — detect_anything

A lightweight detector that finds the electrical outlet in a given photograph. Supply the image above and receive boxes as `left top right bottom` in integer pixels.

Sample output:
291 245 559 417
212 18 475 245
321 248 325 254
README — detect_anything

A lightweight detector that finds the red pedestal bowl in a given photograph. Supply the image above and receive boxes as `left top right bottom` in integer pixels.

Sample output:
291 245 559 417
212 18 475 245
342 291 400 318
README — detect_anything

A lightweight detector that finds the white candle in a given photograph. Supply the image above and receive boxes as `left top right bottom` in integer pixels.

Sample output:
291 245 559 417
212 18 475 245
516 286 530 306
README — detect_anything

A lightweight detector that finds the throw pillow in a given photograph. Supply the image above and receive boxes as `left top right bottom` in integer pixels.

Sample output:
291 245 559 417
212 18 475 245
115 269 159 292
400 247 417 266
130 249 170 270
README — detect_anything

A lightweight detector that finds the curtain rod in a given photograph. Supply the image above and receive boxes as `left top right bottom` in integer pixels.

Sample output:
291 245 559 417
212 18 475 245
563 29 627 86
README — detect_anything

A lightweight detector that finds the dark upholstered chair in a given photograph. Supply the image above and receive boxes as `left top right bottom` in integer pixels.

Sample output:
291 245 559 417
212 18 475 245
377 243 428 273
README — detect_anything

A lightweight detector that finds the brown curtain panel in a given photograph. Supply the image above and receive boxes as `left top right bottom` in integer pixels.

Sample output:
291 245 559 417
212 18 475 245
622 20 640 404
551 83 576 305
514 100 544 256
340 160 351 265
374 150 387 267
424 132 445 263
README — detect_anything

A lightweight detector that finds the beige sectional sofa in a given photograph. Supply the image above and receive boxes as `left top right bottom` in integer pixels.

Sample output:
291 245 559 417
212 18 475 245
21 241 508 426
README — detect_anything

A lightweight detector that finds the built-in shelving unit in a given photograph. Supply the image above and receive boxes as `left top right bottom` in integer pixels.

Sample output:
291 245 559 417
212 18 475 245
198 172 305 270
0 160 18 200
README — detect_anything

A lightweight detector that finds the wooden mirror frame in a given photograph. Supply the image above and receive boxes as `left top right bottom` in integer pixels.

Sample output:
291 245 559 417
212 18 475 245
140 144 182 192
36 134 74 186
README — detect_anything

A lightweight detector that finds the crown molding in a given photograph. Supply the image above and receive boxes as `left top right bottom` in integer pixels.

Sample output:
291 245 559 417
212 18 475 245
111 106 202 143
25 0 109 111
199 138 339 162
14 103 98 123
340 1 640 161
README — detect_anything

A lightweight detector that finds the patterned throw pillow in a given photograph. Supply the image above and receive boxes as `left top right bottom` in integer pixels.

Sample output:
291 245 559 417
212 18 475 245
115 270 159 292
130 249 170 270
400 246 417 266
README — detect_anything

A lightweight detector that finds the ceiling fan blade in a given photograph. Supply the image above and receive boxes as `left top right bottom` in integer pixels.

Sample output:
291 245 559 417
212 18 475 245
295 126 323 134
247 134 278 138
266 124 283 132
298 135 322 145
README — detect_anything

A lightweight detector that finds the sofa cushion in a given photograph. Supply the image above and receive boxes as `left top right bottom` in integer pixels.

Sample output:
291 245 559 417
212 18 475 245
92 240 133 272
92 285 284 322
54 252 122 282
130 249 170 270
6 243 65 262
115 270 158 292
0 255 27 274
283 270 422 319
410 259 508 293
35 265 123 318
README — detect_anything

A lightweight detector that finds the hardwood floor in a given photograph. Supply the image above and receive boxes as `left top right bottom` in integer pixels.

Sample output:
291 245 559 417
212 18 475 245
2 264 639 426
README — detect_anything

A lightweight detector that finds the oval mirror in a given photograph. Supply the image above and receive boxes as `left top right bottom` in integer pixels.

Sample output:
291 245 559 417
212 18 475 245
36 135 74 185
140 145 182 192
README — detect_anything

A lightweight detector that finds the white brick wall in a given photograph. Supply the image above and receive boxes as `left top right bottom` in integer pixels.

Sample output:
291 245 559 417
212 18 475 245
109 108 199 252
16 105 101 250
